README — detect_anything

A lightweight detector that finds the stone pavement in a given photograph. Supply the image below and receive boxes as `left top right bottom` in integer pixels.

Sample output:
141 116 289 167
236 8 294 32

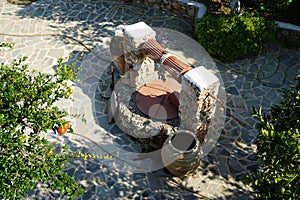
0 0 300 199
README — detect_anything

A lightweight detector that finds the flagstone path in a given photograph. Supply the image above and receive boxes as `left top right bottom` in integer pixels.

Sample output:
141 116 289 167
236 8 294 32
0 0 299 199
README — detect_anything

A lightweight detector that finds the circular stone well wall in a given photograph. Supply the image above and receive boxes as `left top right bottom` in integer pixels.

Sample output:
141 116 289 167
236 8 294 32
108 22 225 155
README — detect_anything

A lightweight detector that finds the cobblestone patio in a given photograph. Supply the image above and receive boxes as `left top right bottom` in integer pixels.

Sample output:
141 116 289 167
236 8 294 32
1 0 300 199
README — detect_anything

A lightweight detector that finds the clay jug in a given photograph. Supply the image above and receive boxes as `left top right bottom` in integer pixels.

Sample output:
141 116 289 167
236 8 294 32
161 130 201 177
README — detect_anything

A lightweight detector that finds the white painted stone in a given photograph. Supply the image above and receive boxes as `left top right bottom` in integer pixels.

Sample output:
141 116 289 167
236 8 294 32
183 66 219 90
123 22 156 48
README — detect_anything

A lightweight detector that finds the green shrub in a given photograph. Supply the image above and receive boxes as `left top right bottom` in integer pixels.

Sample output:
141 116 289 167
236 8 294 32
0 57 84 199
258 0 294 13
195 12 277 62
247 75 300 199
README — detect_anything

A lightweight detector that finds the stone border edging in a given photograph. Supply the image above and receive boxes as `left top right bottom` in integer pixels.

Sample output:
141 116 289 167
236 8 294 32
275 21 300 46
276 21 300 32
123 0 207 24
177 0 207 19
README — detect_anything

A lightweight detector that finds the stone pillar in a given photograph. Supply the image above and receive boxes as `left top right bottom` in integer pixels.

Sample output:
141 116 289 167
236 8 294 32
122 22 158 89
123 22 156 68
179 66 219 142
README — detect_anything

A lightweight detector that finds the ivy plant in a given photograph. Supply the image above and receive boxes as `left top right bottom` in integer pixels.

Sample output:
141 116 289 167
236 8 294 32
0 56 84 199
195 12 277 62
247 75 300 199
0 41 14 49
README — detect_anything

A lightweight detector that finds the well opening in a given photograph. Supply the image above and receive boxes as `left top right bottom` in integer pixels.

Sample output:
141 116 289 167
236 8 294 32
135 79 180 120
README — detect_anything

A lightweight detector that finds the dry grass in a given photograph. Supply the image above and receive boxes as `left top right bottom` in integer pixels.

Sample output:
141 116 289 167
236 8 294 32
7 0 36 5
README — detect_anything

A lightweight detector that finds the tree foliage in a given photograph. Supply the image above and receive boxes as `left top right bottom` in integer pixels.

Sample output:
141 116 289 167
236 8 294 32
258 0 294 13
0 56 84 199
248 75 300 199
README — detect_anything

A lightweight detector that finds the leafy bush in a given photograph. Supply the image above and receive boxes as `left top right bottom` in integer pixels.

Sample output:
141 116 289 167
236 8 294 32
195 12 277 62
258 0 294 13
0 56 84 199
247 75 300 199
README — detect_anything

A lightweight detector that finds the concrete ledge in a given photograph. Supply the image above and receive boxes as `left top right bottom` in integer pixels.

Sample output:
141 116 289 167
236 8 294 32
276 21 300 32
275 21 300 47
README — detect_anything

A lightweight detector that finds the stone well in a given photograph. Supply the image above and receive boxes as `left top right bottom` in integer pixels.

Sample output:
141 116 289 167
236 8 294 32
108 22 222 150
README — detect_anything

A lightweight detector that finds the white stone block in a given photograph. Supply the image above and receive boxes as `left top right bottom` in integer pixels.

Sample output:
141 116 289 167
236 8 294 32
123 22 156 48
183 66 219 90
